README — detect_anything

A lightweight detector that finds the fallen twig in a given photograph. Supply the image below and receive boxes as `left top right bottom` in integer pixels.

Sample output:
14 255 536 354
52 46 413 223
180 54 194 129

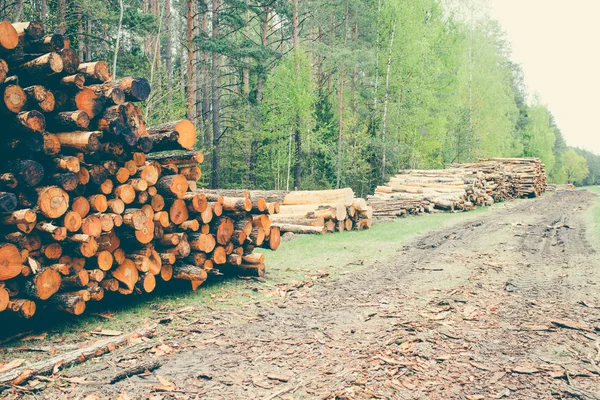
110 359 162 384
0 324 157 386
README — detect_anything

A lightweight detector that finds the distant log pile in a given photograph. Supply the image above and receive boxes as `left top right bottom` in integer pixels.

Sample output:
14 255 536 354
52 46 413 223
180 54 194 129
210 189 373 234
546 184 575 192
368 158 546 217
458 158 547 200
0 21 278 319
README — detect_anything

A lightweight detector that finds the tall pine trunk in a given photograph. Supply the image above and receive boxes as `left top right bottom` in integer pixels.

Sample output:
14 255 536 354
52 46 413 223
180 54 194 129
186 0 196 123
77 13 84 61
292 0 301 190
255 7 269 102
112 0 124 79
211 0 221 188
57 0 66 34
164 0 172 106
336 1 349 189
381 20 395 180
201 2 211 149
13 0 24 22
41 0 47 28
86 20 92 61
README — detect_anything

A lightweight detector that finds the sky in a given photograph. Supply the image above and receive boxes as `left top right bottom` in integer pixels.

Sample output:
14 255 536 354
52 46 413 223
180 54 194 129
489 0 600 154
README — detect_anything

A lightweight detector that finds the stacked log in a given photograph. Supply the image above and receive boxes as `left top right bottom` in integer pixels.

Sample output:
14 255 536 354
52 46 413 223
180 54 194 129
369 158 547 217
458 158 547 199
368 169 486 217
220 188 373 234
0 21 278 319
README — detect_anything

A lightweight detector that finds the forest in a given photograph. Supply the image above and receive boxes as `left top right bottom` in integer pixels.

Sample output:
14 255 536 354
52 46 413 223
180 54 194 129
1 0 599 195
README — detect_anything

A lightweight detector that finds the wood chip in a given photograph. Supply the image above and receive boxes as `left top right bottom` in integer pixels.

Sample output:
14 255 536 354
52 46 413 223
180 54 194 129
511 365 539 374
551 319 591 332
0 359 24 374
91 329 123 336
267 373 291 382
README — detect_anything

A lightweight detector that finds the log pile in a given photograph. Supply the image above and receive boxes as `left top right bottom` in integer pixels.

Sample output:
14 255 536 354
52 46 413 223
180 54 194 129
368 158 547 217
546 184 575 192
221 189 373 234
0 21 279 319
368 169 485 217
459 158 547 199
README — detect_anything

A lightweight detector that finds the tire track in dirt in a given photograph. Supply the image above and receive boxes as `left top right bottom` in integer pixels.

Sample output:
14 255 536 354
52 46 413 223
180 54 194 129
18 190 600 400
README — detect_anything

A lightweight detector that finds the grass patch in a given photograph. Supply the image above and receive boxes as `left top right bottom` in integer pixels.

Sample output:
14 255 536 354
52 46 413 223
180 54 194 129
257 205 501 284
0 203 507 357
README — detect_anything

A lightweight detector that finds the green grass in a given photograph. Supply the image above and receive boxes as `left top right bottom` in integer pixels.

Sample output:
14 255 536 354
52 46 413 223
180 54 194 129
257 206 498 284
0 203 507 356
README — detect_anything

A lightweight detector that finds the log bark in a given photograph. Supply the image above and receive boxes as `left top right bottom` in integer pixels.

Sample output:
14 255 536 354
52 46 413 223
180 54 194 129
77 61 111 83
147 120 196 151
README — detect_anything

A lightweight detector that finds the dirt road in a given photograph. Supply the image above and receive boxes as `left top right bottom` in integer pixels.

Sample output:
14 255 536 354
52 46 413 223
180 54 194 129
11 190 600 399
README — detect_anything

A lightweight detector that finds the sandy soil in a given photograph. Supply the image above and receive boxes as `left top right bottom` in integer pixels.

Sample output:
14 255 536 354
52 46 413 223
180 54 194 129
7 190 600 399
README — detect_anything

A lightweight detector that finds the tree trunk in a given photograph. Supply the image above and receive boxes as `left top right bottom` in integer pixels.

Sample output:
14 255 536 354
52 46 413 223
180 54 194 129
211 0 221 188
292 0 301 190
13 0 25 22
201 2 211 149
381 20 395 180
336 3 349 189
164 0 172 106
86 19 92 61
77 13 84 62
256 7 269 102
186 0 196 122
41 0 47 29
112 0 124 79
57 0 66 35
243 0 250 98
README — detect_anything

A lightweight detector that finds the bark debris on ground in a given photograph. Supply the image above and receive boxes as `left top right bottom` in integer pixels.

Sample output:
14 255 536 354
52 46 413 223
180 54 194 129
2 190 600 399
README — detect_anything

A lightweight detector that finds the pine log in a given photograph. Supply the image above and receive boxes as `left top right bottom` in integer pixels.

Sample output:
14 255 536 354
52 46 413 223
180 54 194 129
147 119 195 151
146 150 204 165
7 299 36 318
0 59 6 83
111 77 151 101
156 174 188 199
11 22 44 44
22 267 61 300
77 61 111 83
0 84 26 113
54 130 100 153
24 34 64 53
17 52 63 78
23 85 55 112
0 22 19 51
5 159 44 187
172 263 207 290
49 292 86 315
266 226 281 250
36 186 69 218
112 259 139 291
0 243 23 280
47 110 90 131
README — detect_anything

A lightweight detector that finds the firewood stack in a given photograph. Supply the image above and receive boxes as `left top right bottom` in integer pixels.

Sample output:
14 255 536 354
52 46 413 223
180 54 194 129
459 158 547 199
367 169 486 217
369 158 547 218
222 189 373 234
0 21 279 319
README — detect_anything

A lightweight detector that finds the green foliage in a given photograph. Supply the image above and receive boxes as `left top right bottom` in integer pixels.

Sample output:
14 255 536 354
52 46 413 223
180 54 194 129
561 149 589 184
9 0 597 190
261 49 318 189
522 99 556 173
